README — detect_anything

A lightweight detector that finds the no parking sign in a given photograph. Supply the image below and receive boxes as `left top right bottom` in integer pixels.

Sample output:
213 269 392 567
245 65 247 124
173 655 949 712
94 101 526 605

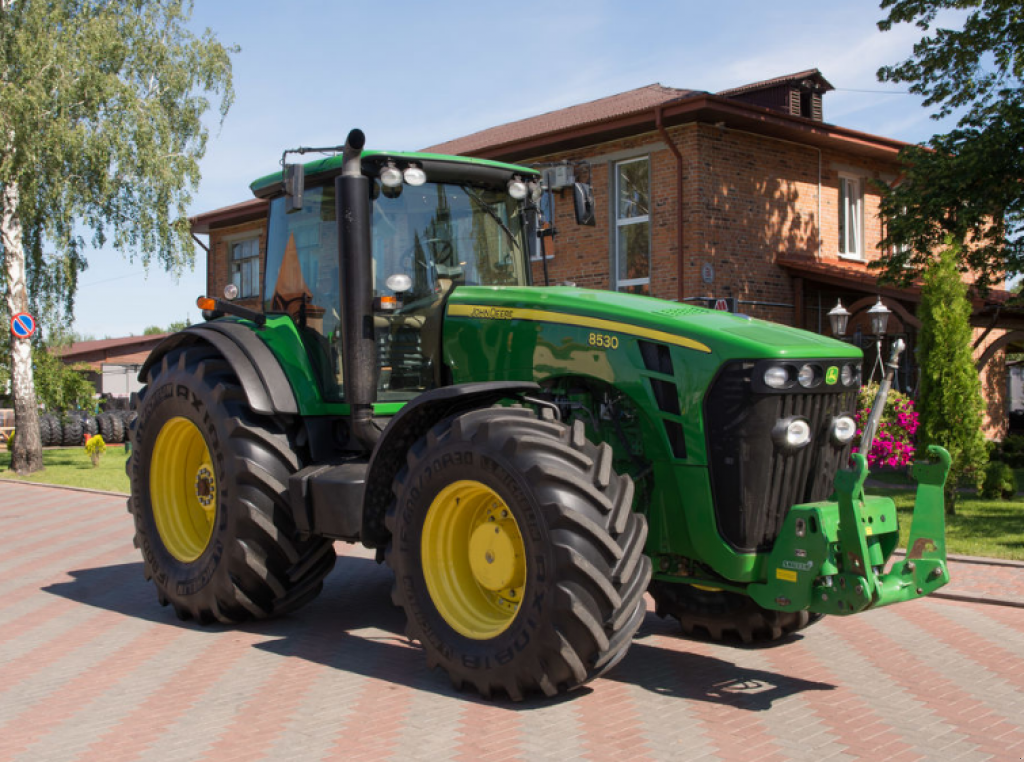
10 312 36 339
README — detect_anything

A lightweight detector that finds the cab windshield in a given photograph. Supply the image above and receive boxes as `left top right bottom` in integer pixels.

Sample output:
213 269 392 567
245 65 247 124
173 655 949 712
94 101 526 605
263 179 530 402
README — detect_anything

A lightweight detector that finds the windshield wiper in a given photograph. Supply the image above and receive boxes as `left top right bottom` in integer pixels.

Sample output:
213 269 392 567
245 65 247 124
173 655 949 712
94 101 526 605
460 185 522 255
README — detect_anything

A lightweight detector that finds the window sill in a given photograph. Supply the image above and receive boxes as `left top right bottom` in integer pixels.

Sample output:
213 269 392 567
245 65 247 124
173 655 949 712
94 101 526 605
838 254 866 264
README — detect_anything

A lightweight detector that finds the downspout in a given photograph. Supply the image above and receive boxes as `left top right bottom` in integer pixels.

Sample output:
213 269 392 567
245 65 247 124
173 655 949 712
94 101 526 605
656 104 685 302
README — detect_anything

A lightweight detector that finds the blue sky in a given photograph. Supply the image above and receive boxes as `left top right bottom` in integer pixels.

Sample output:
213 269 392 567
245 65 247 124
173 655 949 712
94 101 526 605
71 0 961 339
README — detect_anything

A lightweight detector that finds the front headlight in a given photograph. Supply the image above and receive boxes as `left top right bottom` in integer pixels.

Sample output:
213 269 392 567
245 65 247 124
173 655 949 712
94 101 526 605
764 365 791 389
773 416 812 449
832 415 857 444
840 363 859 387
797 363 822 389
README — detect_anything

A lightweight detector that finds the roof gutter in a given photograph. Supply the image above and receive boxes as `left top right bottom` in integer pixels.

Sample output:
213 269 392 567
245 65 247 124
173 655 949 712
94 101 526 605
655 104 685 302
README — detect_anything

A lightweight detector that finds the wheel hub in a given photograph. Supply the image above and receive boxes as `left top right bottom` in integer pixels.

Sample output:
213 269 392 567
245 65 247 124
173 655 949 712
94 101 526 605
468 522 517 591
195 465 216 509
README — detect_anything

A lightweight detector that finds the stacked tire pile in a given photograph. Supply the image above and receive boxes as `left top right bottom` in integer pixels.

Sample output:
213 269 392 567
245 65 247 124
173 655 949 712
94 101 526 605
37 410 133 446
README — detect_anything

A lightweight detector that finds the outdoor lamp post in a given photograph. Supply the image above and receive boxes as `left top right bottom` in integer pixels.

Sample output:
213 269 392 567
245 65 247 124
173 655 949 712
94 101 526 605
867 297 892 382
868 296 891 336
828 299 851 337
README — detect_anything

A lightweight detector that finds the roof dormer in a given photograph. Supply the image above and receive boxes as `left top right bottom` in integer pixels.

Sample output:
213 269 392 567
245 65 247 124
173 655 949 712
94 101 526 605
717 69 834 121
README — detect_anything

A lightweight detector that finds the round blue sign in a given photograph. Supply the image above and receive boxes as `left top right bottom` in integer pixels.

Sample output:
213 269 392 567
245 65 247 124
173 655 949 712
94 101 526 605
11 312 35 339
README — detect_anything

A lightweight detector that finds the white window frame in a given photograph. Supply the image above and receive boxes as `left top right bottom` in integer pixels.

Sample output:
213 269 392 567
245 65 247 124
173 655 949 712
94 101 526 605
838 175 864 260
229 236 260 299
614 156 650 292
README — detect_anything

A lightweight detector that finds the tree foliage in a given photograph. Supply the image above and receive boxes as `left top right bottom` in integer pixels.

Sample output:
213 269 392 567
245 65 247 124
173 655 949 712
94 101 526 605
916 246 988 512
33 343 96 414
0 0 234 473
875 0 1024 290
0 0 235 312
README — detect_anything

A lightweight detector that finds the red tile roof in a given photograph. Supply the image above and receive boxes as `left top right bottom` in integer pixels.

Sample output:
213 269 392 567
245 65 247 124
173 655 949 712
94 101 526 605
54 334 170 360
423 84 699 156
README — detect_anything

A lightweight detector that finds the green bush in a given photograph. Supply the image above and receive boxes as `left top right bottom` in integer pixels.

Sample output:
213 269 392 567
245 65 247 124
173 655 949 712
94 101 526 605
996 434 1024 468
981 461 1018 500
84 434 106 467
5 430 13 451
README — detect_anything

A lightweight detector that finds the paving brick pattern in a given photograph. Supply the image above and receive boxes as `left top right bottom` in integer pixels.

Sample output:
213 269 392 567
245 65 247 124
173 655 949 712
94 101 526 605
2 481 1023 762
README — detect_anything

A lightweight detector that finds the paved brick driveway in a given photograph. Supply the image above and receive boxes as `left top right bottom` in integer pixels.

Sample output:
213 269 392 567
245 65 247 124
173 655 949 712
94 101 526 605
2 481 1023 762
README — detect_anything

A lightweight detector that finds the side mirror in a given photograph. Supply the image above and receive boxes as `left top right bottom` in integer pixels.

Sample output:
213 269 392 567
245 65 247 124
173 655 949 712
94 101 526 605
573 182 595 226
284 163 304 213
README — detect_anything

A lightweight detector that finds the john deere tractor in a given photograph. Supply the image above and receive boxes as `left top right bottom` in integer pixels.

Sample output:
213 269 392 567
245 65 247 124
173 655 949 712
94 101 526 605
127 129 950 700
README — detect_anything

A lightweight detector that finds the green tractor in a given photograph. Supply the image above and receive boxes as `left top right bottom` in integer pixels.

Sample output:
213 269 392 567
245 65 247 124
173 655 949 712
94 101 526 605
127 129 950 700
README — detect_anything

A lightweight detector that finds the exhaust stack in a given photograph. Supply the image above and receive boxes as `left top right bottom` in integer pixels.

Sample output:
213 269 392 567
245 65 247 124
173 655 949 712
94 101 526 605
336 128 381 451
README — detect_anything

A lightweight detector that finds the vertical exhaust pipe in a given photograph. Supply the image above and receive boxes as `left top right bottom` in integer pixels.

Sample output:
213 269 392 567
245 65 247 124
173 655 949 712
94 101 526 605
336 128 381 451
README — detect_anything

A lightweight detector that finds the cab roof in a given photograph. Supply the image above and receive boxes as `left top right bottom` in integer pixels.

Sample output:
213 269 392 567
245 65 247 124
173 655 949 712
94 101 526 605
250 150 541 199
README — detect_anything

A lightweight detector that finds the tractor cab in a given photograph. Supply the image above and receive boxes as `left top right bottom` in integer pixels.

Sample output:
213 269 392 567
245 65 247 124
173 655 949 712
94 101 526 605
257 151 540 404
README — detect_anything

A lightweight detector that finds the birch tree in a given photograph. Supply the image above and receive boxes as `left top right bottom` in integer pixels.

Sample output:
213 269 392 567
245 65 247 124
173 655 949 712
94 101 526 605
0 0 234 473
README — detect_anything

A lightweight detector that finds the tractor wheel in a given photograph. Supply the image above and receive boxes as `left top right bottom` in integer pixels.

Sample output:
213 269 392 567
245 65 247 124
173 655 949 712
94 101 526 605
38 415 53 446
386 407 651 700
648 580 823 644
97 413 114 442
62 416 84 446
126 345 336 624
82 415 98 437
110 413 125 444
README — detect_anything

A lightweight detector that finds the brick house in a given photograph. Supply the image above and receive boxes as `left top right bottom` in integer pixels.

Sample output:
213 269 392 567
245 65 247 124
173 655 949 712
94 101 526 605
54 334 170 397
191 69 1018 436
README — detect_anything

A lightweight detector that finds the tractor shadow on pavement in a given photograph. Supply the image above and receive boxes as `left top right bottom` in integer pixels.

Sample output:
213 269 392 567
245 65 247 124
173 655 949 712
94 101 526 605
45 553 834 710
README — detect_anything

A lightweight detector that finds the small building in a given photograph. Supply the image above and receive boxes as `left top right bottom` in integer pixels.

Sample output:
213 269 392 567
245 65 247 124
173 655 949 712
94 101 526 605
54 334 170 398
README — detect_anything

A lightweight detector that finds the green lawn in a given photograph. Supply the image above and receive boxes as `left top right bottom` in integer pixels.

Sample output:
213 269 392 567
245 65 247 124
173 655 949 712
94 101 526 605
880 488 1024 561
0 446 130 493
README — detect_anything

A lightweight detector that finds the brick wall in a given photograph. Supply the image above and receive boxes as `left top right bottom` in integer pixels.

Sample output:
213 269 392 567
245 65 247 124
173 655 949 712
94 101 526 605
518 123 904 327
207 218 268 310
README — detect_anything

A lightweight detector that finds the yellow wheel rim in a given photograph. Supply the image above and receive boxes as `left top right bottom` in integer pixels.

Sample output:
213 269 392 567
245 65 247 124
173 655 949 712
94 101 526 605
149 417 217 563
421 480 526 640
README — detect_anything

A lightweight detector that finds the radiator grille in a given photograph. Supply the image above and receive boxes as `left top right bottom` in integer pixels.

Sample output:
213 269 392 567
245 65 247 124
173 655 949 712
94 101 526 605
704 361 857 552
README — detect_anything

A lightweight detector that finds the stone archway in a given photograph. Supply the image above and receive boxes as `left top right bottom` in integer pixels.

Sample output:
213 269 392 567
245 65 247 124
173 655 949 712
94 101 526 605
975 330 1024 371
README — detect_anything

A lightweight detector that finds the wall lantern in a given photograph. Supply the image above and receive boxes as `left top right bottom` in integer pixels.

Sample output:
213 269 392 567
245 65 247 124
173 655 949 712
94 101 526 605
867 297 891 336
827 299 851 337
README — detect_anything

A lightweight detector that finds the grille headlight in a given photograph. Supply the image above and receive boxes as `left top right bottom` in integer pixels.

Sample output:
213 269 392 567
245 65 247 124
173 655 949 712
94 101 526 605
840 363 859 387
797 363 822 388
772 416 812 449
832 415 857 444
764 365 791 389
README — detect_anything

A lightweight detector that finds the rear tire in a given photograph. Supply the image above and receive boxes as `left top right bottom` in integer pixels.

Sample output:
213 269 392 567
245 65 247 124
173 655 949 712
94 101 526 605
126 345 336 623
649 580 822 644
386 407 650 700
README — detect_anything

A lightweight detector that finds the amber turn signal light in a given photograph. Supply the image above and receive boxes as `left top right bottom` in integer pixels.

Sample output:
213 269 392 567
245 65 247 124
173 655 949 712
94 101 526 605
197 296 217 311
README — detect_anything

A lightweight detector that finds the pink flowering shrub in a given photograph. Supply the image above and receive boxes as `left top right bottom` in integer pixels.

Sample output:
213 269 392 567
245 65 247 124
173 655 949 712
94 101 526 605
853 384 918 468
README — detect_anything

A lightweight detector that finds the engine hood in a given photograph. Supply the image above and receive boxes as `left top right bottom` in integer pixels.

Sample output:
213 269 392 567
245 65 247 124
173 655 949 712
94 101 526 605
446 286 860 361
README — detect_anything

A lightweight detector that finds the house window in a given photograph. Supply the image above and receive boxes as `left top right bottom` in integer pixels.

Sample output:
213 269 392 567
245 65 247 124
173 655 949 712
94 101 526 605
230 237 260 299
615 157 650 294
838 176 863 259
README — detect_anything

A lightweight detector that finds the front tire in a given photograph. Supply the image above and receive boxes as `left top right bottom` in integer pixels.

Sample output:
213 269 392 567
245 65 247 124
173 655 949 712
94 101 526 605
386 407 651 700
126 345 336 623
